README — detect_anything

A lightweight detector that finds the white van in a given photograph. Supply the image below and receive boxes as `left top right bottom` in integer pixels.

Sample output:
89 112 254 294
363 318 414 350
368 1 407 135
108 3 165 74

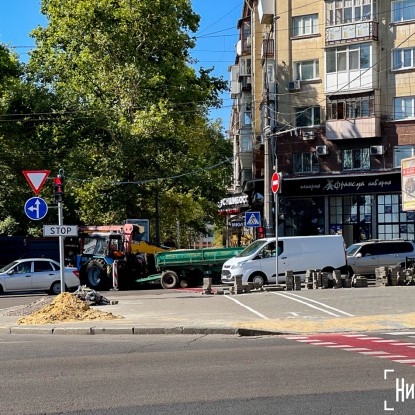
221 235 347 287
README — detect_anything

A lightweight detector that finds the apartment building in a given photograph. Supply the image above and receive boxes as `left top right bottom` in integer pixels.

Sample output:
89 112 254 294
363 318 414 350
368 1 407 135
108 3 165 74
227 0 415 246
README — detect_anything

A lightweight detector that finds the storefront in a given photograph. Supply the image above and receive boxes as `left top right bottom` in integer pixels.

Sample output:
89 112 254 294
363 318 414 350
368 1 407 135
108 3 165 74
280 170 413 246
217 193 252 246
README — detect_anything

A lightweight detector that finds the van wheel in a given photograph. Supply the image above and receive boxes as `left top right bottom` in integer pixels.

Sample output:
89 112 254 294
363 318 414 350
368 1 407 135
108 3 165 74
250 273 267 288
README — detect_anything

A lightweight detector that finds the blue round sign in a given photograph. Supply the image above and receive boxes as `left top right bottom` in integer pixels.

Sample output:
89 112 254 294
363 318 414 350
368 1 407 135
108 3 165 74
24 197 48 220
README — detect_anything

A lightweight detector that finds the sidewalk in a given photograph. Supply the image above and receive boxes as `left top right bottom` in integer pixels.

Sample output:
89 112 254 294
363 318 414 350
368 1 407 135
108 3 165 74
1 288 415 336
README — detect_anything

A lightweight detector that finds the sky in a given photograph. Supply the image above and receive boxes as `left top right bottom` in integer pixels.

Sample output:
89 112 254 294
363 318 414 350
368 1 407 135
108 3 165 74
0 0 242 131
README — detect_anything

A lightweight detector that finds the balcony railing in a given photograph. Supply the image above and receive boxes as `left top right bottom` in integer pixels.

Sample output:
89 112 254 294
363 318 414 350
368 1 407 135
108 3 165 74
325 20 378 45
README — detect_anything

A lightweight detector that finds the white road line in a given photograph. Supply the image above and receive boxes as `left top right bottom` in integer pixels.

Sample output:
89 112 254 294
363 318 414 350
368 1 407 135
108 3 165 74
313 342 337 345
224 295 269 320
297 339 321 343
373 340 398 343
357 337 382 340
344 334 363 337
343 348 370 351
407 346 415 349
360 351 389 355
377 355 407 359
327 345 351 348
284 293 355 317
392 359 415 364
385 332 415 336
271 292 341 317
285 336 309 340
392 343 415 346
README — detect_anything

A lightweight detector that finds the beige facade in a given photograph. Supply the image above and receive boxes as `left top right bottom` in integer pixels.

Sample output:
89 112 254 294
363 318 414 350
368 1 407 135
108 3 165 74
227 0 415 243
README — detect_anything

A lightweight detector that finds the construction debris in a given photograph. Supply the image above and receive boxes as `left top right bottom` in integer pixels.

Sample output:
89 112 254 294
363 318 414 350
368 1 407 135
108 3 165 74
73 285 118 306
16 292 121 325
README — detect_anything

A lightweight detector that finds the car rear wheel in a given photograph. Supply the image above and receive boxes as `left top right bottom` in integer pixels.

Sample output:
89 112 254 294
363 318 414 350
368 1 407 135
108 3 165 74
49 281 67 295
0 284 3 294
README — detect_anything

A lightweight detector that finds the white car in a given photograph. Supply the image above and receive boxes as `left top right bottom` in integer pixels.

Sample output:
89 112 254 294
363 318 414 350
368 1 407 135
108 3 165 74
0 258 80 295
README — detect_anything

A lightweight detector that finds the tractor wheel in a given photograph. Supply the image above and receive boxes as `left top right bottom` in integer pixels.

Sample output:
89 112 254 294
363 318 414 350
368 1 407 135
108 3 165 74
86 259 108 290
160 271 179 289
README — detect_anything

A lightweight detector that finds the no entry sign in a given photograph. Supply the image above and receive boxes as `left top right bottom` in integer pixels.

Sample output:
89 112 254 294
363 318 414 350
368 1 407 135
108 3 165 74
271 172 280 194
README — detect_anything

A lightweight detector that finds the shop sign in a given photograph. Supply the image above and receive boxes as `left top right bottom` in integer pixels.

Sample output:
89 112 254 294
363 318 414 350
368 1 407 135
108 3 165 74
402 157 415 211
282 172 400 197
218 193 249 214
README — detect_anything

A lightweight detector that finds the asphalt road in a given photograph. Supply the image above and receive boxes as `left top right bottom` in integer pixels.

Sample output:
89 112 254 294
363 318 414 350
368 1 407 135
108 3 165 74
1 333 415 415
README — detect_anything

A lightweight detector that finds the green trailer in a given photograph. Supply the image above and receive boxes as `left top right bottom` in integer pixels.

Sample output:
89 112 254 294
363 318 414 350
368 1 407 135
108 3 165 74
141 247 243 289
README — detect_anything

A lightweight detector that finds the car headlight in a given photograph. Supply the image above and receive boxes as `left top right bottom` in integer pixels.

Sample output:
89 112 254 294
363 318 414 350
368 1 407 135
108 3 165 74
231 260 247 269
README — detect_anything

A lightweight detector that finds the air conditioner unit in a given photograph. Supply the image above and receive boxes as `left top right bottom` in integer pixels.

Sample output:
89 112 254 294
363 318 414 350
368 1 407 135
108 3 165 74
316 145 329 156
288 80 301 92
370 145 384 155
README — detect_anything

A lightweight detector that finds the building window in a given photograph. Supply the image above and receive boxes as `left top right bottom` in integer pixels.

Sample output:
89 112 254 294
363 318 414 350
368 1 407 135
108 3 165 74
326 94 375 120
295 106 320 127
392 0 415 23
394 145 415 167
394 96 415 120
294 60 319 81
326 0 374 26
393 47 415 70
292 14 318 36
326 43 370 73
343 148 370 170
377 194 414 240
293 152 320 174
243 103 252 126
240 136 252 152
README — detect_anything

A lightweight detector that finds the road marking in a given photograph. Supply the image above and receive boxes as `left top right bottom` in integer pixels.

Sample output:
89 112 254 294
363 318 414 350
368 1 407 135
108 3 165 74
284 293 355 317
271 292 342 317
327 345 352 348
393 359 415 364
359 351 389 355
344 334 363 337
357 337 382 340
343 348 370 351
373 340 398 343
224 296 269 319
385 332 415 336
392 343 415 346
378 355 407 359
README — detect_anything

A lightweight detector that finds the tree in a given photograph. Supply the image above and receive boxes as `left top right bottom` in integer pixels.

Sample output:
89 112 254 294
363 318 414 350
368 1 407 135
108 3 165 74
25 0 231 241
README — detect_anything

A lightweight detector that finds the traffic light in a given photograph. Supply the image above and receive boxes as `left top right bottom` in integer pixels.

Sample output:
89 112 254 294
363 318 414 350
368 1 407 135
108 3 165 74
258 227 265 239
53 175 64 204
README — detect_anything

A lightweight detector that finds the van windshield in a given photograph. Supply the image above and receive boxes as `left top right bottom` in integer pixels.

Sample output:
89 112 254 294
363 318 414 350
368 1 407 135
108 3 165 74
237 240 269 257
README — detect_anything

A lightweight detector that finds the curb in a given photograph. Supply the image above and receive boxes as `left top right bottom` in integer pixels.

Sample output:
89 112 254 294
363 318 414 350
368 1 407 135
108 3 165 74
4 325 247 336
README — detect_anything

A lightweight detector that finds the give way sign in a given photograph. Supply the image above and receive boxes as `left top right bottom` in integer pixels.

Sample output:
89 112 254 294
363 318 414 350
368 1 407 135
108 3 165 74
22 170 50 195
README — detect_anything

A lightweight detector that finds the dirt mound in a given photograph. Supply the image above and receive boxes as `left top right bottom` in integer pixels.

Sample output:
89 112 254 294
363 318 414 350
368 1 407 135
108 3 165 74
17 292 122 325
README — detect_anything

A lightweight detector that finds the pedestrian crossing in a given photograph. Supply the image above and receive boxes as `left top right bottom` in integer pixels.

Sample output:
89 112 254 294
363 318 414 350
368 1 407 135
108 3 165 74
285 332 415 367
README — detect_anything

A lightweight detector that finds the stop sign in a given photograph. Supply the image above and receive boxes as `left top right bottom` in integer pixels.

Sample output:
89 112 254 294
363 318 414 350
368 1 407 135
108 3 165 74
271 172 280 194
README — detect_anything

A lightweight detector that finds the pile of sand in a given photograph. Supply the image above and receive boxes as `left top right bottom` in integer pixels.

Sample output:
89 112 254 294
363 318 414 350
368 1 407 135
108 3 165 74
17 292 122 325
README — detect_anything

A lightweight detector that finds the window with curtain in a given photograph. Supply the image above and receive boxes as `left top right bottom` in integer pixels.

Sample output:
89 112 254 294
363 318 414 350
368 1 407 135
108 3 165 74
343 148 370 170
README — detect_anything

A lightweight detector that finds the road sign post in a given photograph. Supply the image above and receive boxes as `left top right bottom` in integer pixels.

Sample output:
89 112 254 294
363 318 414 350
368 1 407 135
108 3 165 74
271 172 280 285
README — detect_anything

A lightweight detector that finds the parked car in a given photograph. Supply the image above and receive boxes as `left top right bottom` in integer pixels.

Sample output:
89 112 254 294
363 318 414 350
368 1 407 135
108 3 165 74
0 258 80 295
346 240 415 276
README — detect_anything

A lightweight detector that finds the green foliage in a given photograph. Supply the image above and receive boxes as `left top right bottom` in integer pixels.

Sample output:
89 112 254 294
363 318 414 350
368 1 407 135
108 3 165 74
0 0 232 242
0 216 19 236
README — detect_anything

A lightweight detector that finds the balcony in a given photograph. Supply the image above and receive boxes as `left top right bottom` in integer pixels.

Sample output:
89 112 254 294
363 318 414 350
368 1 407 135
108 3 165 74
325 20 378 45
325 117 381 140
258 0 274 24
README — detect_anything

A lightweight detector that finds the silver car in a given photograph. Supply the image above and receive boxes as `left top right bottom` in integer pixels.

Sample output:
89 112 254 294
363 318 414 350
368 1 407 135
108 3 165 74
346 240 415 276
0 258 80 295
